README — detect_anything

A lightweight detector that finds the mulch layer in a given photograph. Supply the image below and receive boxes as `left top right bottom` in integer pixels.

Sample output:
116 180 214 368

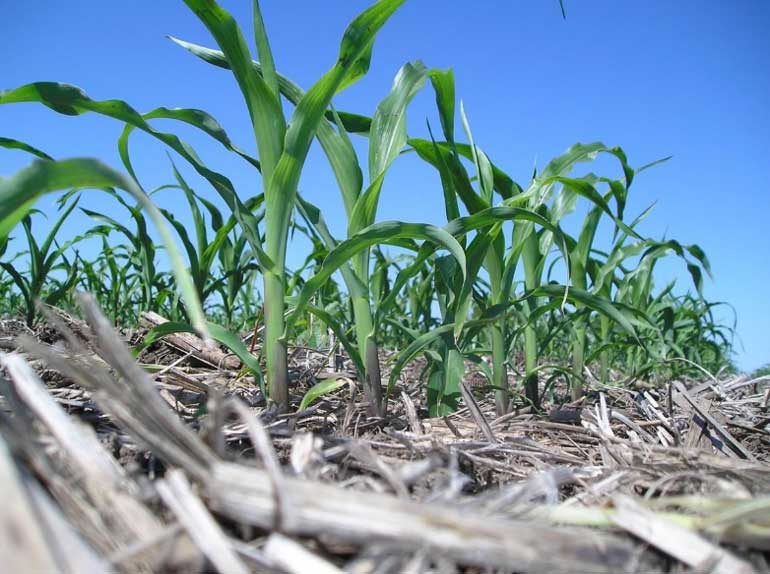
1 298 769 573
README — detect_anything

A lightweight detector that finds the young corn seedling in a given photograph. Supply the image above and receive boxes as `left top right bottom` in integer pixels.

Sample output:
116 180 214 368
601 238 714 380
156 161 263 326
177 32 474 414
182 29 472 414
74 239 140 325
280 60 433 415
0 198 84 326
79 188 169 315
407 74 560 414
178 0 418 411
499 143 648 404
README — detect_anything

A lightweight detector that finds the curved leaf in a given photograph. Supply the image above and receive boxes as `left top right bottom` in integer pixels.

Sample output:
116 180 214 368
387 324 455 397
0 136 53 160
0 81 267 267
140 320 262 378
299 378 350 411
286 221 466 337
0 158 207 337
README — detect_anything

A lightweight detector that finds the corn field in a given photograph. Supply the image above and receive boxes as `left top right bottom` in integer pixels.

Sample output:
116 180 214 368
0 0 735 416
2 3 764 573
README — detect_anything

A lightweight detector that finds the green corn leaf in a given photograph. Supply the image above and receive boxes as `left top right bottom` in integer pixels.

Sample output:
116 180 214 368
387 323 455 397
183 0 284 185
336 0 407 91
0 136 53 160
440 237 487 336
168 160 208 263
0 82 266 266
541 176 641 240
286 221 466 338
252 0 281 107
168 36 372 134
444 206 566 240
459 101 494 203
446 206 573 310
159 208 203 290
534 284 639 342
412 139 518 201
374 242 435 327
0 262 31 306
428 69 455 144
594 239 649 290
539 142 607 180
427 346 464 416
118 107 260 177
369 61 428 184
38 197 81 280
299 378 350 411
80 208 139 247
349 61 429 237
326 108 364 217
44 257 80 309
426 124 461 223
409 138 488 214
139 320 262 379
265 0 407 256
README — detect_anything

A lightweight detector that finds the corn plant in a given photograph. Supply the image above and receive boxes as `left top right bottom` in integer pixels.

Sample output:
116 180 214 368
78 188 170 315
279 60 435 415
604 240 719 378
174 6 468 414
166 0 442 412
73 239 140 325
0 247 19 316
156 162 263 326
0 198 85 326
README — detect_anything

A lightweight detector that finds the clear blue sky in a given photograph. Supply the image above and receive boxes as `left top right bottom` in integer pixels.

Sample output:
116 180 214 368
1 1 768 371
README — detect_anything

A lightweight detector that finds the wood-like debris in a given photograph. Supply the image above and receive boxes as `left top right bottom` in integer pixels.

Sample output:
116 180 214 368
1 296 768 573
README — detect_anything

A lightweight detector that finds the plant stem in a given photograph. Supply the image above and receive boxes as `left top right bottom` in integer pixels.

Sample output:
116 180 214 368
522 233 540 408
572 324 586 401
352 293 383 416
263 270 288 411
599 314 610 384
524 322 539 406
365 336 384 416
486 251 509 415
491 322 508 415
